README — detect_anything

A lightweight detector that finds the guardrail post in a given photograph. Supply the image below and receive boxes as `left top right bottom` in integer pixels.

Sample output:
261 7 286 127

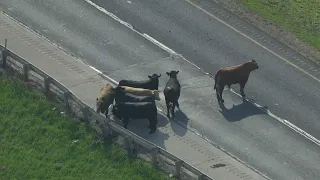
124 136 132 157
106 121 115 138
22 63 29 81
1 50 8 68
198 174 205 180
175 160 183 178
44 76 52 95
81 106 90 122
151 147 158 167
63 91 71 115
2 39 8 68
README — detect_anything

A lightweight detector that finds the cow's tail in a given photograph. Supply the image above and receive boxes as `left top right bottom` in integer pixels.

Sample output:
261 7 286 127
214 70 220 90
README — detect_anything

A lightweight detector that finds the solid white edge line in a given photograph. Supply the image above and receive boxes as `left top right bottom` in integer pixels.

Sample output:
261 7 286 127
230 89 320 146
85 0 177 58
84 0 320 147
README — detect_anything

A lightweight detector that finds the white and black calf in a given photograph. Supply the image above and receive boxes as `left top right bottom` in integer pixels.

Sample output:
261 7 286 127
163 70 181 119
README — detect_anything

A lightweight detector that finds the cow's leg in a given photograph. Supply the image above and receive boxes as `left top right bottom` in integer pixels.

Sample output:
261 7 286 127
123 118 129 129
165 98 171 118
176 100 180 110
219 85 225 103
170 102 176 118
147 114 157 129
240 82 247 97
215 84 221 102
147 118 151 129
149 117 157 134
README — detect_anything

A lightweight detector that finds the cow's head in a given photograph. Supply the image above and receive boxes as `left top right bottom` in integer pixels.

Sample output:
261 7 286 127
166 70 179 78
96 96 105 113
148 73 161 80
96 91 116 114
245 59 259 71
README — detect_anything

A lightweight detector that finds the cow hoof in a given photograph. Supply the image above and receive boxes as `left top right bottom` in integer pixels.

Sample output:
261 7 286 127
149 129 156 134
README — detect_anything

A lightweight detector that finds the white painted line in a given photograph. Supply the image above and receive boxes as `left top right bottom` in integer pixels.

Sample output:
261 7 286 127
84 0 320 147
185 0 320 84
85 0 134 30
143 33 177 56
230 89 320 146
85 0 177 58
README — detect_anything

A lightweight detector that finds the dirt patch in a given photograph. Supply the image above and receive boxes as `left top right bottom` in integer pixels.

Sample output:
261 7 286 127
212 0 320 65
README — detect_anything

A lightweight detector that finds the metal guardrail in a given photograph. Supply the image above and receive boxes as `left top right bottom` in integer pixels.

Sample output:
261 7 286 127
0 41 213 180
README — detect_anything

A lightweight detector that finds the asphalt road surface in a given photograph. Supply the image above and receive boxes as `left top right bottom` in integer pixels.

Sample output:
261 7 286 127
1 0 320 179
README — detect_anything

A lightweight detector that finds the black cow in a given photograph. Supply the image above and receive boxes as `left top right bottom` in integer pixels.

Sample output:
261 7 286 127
118 73 161 90
111 102 158 134
163 70 181 119
114 86 155 104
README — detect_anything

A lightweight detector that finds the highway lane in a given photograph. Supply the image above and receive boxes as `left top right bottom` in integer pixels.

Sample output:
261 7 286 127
89 0 320 140
1 0 320 179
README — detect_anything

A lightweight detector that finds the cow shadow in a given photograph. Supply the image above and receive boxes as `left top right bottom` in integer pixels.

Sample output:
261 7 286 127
218 100 268 122
122 112 170 150
169 109 189 137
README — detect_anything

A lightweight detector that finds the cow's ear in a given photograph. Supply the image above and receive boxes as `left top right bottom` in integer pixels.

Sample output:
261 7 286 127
96 98 98 101
176 71 179 74
252 59 256 62
166 72 170 76
158 74 161 77
148 75 152 79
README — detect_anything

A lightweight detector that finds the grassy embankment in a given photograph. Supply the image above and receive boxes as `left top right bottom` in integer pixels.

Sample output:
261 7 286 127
0 76 170 180
242 0 320 51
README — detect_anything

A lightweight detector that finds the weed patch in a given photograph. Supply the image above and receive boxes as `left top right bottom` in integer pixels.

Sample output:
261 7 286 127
242 0 320 51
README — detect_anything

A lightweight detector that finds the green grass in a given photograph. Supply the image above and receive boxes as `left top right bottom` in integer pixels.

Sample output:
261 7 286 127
242 0 320 51
0 77 171 180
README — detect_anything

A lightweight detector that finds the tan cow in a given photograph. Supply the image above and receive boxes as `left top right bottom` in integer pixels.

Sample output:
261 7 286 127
214 59 259 103
116 86 161 101
96 83 116 116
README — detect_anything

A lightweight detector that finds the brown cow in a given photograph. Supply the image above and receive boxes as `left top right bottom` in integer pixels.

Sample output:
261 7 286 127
214 59 259 103
116 86 161 101
96 83 116 117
